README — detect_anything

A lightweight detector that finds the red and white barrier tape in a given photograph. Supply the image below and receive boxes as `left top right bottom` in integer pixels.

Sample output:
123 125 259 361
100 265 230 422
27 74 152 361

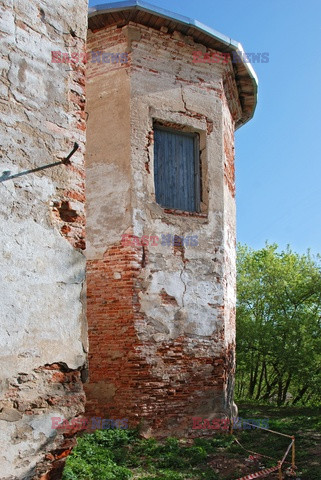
234 464 280 480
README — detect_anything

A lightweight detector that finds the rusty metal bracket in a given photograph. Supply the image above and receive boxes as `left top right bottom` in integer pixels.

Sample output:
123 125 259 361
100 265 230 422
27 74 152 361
0 142 79 183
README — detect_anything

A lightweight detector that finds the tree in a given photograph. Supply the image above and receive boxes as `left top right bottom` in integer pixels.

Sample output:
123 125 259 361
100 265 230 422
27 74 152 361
236 243 321 406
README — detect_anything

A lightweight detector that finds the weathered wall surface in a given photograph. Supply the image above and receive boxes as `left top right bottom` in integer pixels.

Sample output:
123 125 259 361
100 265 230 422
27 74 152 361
86 26 131 260
128 24 240 436
85 24 133 419
85 22 241 436
0 1 87 478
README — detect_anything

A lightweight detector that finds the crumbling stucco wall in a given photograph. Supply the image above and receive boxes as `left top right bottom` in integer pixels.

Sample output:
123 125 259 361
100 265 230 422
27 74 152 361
0 1 87 478
85 22 241 437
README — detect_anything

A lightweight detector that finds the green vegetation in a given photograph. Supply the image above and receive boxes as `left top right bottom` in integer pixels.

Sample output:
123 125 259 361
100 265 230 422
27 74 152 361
236 243 321 406
63 244 321 479
62 405 321 480
232 404 321 480
62 428 227 480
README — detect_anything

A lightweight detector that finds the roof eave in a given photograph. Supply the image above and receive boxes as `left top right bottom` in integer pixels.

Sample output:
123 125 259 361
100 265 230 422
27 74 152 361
88 1 258 128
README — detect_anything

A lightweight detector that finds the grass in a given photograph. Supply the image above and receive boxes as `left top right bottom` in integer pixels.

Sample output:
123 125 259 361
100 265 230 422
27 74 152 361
233 404 321 480
62 405 321 480
62 430 224 480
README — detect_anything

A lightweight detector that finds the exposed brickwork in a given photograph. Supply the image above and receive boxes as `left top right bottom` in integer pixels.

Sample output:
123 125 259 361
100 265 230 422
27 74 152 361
85 243 235 437
0 0 87 477
223 123 236 198
0 363 86 479
86 17 243 437
85 242 142 418
86 25 129 80
160 289 178 306
163 209 208 218
52 197 86 250
223 89 237 199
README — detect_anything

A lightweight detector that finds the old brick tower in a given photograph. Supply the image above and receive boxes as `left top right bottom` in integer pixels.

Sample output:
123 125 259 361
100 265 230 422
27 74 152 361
85 1 257 436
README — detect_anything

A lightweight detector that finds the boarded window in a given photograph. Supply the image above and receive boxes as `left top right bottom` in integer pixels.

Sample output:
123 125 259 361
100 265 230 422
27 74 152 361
154 126 200 212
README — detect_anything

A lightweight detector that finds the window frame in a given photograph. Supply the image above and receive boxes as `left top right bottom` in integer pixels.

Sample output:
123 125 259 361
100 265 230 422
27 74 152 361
153 124 201 213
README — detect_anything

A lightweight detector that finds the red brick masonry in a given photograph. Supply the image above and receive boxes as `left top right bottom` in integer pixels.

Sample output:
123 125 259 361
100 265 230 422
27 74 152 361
85 241 235 436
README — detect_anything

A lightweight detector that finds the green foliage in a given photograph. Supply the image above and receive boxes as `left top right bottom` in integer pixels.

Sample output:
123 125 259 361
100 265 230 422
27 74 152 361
236 243 321 406
130 434 216 473
62 429 133 480
62 429 224 480
62 411 321 480
236 404 321 480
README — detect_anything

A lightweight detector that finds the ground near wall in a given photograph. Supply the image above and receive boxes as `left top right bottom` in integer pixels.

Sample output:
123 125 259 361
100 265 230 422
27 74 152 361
61 405 321 480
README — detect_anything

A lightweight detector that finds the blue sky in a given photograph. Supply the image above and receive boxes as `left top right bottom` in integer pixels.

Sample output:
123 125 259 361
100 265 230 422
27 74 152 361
89 0 321 255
